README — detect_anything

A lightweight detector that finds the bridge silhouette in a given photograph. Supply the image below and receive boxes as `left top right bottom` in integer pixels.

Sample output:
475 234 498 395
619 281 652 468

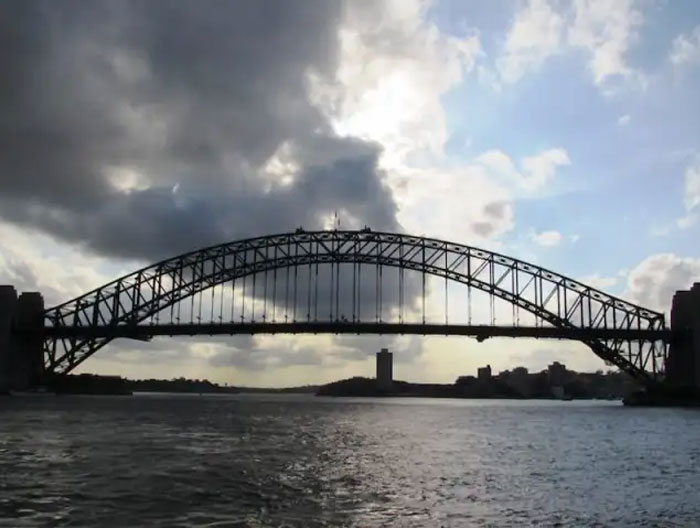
39 229 671 377
3 228 697 392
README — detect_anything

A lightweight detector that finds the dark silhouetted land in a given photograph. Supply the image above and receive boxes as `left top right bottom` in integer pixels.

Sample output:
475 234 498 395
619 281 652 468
317 368 636 400
45 373 318 395
41 366 636 400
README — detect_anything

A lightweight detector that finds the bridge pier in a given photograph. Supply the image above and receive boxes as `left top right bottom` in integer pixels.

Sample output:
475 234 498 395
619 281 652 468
667 283 700 391
0 286 16 392
0 286 44 392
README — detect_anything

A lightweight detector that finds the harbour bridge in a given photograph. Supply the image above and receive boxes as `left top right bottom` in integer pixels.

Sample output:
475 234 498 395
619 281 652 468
1 229 699 391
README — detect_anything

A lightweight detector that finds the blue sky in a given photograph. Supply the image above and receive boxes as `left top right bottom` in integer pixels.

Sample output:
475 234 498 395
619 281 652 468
427 0 700 293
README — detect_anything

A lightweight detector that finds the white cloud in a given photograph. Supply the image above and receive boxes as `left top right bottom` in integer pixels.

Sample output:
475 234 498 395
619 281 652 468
676 213 697 230
669 25 700 65
521 148 571 190
531 230 563 247
495 0 644 89
309 1 575 249
309 0 480 167
308 0 512 248
497 0 564 83
617 114 631 126
568 0 643 86
476 147 571 193
685 156 700 212
651 157 700 235
395 145 570 245
579 273 618 290
394 164 514 245
625 253 700 313
476 149 519 177
647 157 700 236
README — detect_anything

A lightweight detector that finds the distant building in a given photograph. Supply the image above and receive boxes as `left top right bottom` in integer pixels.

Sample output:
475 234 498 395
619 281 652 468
512 366 529 377
455 375 476 386
376 348 393 389
502 366 531 397
548 361 567 386
477 364 492 380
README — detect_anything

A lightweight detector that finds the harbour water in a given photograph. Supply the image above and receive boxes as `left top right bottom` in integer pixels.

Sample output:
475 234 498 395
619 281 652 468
1 394 699 527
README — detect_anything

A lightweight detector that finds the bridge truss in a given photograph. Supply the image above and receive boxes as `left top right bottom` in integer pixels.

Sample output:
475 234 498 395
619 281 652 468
42 230 668 380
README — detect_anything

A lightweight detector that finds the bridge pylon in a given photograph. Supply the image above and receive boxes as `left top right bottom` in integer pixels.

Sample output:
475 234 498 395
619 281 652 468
0 286 44 392
667 283 700 391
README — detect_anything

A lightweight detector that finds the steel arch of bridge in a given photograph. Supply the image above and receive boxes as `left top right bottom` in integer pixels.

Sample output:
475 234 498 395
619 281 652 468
43 230 667 379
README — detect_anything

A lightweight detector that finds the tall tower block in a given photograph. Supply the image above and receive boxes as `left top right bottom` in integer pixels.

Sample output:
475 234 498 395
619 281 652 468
376 347 393 390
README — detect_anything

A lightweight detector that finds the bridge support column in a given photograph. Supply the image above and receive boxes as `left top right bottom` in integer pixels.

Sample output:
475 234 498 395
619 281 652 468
0 287 44 392
667 283 700 391
0 286 17 393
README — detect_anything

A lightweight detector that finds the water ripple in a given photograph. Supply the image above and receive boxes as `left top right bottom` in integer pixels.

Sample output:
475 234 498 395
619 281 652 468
1 395 699 527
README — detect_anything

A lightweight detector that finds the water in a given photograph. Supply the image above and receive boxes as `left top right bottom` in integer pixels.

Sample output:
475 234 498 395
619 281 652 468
1 395 699 527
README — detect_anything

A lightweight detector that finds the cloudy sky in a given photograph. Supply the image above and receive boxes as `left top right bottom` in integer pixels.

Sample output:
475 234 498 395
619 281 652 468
1 0 699 386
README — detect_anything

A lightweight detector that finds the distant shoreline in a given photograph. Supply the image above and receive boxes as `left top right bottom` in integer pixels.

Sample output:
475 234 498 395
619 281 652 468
315 376 620 400
34 368 635 400
37 373 319 396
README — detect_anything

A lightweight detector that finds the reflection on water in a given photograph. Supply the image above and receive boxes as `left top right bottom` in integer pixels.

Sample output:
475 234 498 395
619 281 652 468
1 394 699 527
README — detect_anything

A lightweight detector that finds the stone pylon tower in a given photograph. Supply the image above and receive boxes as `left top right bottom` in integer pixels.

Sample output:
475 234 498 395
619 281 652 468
667 283 700 391
0 286 45 392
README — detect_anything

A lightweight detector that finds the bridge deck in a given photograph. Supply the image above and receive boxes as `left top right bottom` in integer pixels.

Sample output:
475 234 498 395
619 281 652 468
42 322 672 342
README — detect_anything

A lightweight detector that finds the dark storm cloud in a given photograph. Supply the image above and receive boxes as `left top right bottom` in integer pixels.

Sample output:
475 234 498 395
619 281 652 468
0 0 400 261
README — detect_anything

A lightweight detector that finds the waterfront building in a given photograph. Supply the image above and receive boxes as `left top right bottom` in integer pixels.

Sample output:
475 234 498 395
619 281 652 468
477 364 492 380
548 361 567 386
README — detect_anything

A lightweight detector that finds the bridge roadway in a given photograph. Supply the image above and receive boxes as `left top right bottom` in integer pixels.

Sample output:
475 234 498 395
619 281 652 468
42 322 672 342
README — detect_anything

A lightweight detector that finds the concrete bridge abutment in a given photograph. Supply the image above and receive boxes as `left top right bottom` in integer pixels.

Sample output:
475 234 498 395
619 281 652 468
0 286 45 392
667 283 700 391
